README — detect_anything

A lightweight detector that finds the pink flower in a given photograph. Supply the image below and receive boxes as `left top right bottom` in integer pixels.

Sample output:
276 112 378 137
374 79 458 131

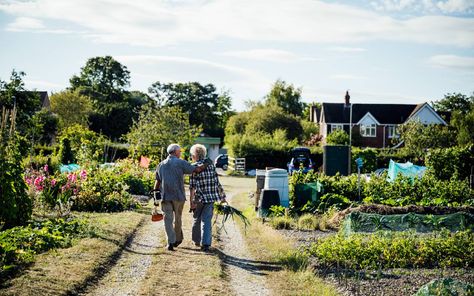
68 173 77 183
43 165 49 172
73 188 78 195
24 177 33 185
80 170 87 180
51 179 57 187
34 176 44 187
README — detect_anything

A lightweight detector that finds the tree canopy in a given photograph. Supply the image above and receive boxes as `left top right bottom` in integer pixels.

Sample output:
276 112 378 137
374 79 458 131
265 79 306 117
50 90 93 128
125 103 200 159
148 81 233 137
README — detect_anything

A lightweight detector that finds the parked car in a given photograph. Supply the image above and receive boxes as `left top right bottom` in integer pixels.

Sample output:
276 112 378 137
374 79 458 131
214 154 229 170
287 147 314 174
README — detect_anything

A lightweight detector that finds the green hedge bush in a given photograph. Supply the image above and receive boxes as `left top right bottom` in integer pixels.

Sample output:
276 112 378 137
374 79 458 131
310 230 474 269
425 145 474 181
0 218 84 274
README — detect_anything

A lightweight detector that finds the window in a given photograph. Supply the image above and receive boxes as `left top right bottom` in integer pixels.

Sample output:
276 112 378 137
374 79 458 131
360 124 376 137
388 125 399 138
331 124 343 133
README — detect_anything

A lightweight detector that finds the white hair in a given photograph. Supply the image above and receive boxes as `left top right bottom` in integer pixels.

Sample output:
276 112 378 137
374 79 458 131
167 143 181 155
190 144 207 160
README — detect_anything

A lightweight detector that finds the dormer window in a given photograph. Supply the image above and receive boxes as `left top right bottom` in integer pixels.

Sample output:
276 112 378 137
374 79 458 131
360 124 376 137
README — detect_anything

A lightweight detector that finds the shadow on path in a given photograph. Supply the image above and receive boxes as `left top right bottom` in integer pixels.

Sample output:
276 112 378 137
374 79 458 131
213 248 281 276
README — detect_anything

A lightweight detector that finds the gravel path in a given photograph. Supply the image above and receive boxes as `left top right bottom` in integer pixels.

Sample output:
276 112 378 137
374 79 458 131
218 184 270 296
84 218 163 296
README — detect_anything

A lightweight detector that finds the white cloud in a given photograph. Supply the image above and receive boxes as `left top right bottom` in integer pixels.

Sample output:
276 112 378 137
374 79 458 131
1 0 473 47
328 46 367 53
429 54 474 69
6 16 44 31
437 0 474 13
371 0 474 13
220 49 320 63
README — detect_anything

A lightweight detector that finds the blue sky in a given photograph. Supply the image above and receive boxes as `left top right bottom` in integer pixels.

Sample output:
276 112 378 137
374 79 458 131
0 0 473 110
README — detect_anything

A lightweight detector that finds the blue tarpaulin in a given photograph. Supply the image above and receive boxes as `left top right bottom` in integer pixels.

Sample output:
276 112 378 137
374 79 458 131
387 159 426 182
60 164 81 173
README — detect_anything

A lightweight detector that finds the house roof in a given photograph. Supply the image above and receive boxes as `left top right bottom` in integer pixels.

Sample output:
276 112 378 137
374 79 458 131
24 91 50 109
321 103 419 124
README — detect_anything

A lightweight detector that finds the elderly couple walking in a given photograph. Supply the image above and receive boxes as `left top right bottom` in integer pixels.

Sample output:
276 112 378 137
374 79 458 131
154 143 226 251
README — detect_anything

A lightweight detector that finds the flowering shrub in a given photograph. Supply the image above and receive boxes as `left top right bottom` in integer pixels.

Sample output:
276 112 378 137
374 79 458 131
25 165 87 216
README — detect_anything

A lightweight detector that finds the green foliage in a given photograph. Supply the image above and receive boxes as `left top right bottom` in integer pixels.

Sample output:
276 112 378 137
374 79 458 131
398 121 456 158
125 103 200 160
277 249 310 271
111 159 154 195
59 124 104 164
265 79 306 117
0 108 32 229
269 205 286 217
310 230 474 269
432 92 474 115
73 167 137 212
297 214 320 230
50 90 93 128
30 109 58 145
69 56 148 139
414 278 473 296
0 218 84 273
351 148 377 173
0 70 42 135
58 137 75 164
148 81 233 137
451 108 474 146
301 120 319 144
425 145 474 181
289 170 473 213
270 216 295 230
326 130 349 145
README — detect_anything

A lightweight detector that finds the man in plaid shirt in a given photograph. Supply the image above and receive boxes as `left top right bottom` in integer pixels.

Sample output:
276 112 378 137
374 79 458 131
189 144 226 251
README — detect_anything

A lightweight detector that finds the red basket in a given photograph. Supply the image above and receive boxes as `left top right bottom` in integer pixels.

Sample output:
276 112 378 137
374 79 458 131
152 213 163 222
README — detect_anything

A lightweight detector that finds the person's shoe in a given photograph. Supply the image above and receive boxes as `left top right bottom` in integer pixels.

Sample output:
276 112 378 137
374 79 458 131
167 244 175 251
194 242 201 247
201 245 210 252
173 240 182 247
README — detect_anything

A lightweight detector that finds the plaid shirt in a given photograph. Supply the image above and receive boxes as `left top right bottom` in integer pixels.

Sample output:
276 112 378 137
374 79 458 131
189 160 225 203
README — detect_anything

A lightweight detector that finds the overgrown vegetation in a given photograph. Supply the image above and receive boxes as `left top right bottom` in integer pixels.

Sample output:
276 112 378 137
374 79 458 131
0 218 85 275
310 230 474 269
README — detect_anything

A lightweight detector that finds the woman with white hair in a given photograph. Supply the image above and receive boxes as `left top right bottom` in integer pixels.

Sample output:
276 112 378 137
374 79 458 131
189 144 226 252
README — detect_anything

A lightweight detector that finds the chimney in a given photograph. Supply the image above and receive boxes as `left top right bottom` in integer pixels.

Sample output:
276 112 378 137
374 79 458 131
345 90 350 106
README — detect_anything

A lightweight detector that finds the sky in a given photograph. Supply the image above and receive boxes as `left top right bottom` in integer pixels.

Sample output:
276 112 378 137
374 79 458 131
0 0 473 111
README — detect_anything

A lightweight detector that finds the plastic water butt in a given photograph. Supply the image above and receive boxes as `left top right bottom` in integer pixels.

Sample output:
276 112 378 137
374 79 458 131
264 168 289 207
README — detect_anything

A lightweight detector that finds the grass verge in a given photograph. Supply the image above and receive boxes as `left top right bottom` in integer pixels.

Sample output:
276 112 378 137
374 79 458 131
231 193 339 296
0 211 144 296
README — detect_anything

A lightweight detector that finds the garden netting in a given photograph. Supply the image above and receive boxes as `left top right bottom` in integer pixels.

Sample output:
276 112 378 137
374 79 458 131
387 159 426 182
342 211 474 235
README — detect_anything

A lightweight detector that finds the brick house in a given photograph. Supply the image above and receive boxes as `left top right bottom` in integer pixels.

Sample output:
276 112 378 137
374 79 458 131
310 91 447 148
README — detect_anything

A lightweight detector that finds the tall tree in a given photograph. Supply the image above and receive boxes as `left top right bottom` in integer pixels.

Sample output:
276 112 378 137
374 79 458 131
50 90 93 128
266 79 306 117
432 92 474 115
69 56 146 139
70 56 130 104
148 81 233 137
125 103 200 159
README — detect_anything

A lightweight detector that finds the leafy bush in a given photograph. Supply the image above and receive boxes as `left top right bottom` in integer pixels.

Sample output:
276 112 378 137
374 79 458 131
297 214 319 230
426 145 474 181
270 216 295 230
310 230 474 269
269 205 286 217
73 167 137 212
0 218 85 273
0 108 32 229
58 124 104 165
326 130 349 145
112 159 154 195
289 170 474 214
351 148 377 173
